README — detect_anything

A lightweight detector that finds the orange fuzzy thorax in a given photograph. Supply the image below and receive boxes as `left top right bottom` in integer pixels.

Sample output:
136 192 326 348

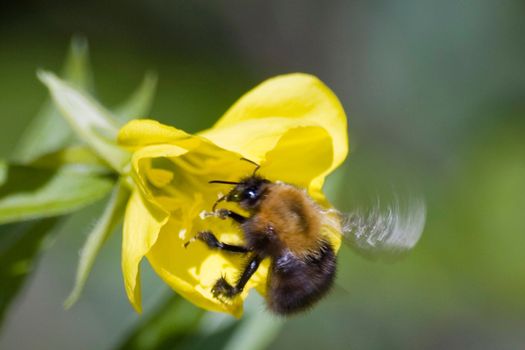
252 183 323 256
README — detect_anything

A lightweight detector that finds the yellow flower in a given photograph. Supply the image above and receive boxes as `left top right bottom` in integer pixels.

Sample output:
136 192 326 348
117 73 348 317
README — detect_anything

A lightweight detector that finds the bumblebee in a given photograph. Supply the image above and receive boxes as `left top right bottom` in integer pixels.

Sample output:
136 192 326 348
188 159 425 315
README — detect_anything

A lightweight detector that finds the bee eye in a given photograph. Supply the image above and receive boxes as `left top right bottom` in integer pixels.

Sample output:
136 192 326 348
246 189 257 199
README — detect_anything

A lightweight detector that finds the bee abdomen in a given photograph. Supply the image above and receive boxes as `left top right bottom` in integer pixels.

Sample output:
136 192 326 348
266 241 336 315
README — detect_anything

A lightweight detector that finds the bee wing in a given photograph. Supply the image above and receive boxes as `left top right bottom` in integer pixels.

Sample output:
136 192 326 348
341 195 426 260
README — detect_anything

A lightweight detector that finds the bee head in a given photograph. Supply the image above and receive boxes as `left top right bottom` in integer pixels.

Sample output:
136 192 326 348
227 176 270 208
210 176 270 211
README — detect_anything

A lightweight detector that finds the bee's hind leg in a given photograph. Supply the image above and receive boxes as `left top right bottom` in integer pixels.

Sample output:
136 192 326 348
187 230 250 253
212 254 263 299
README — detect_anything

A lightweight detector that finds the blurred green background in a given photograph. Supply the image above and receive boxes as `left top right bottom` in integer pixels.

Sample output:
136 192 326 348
1 1 525 349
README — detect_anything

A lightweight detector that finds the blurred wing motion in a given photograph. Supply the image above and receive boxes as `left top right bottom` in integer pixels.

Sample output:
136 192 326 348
341 195 426 260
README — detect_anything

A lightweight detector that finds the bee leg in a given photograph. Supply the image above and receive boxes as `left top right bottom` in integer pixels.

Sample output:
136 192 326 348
189 230 250 253
212 254 263 298
216 209 247 224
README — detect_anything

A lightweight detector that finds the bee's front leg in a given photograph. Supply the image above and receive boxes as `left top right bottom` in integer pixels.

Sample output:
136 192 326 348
186 231 250 253
216 209 247 224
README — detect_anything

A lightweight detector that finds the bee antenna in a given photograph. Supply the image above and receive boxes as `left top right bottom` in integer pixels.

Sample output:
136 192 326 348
240 157 260 176
209 180 240 185
212 195 226 211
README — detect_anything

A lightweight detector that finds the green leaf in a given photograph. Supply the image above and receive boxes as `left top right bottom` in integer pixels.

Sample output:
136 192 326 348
13 36 94 163
30 145 112 174
0 217 62 328
0 163 114 224
60 36 95 92
0 161 7 187
114 295 284 350
114 72 158 123
64 180 130 308
38 71 130 173
116 295 205 350
223 296 284 350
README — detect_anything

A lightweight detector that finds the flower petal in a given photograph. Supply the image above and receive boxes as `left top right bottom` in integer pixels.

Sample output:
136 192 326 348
199 117 315 164
128 137 268 316
203 73 348 172
122 190 168 313
130 143 190 210
130 141 252 212
260 125 333 203
118 119 199 151
147 218 269 318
